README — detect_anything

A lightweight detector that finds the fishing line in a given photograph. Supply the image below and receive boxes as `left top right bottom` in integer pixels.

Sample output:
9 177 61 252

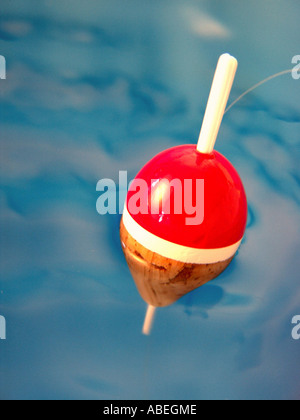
225 69 293 114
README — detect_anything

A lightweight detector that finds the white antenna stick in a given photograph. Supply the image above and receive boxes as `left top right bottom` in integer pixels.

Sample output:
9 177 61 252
142 305 156 335
197 54 238 154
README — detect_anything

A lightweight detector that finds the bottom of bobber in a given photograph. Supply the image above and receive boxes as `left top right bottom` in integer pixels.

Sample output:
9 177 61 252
120 218 234 307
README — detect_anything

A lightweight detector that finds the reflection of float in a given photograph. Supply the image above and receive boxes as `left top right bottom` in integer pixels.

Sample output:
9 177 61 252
120 54 248 334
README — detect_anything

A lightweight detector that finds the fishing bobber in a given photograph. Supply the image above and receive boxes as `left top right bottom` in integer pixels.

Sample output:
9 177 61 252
120 146 247 305
120 54 248 334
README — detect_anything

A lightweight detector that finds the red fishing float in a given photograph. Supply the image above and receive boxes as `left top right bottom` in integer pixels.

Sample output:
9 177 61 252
120 54 248 334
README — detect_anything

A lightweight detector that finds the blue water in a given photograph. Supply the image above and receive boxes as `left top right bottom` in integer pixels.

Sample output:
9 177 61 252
0 0 300 400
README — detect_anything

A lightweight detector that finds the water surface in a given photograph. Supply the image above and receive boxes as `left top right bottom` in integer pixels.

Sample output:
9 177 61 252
0 0 300 400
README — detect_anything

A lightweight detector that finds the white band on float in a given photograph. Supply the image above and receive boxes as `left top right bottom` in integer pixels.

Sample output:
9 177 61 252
123 205 242 264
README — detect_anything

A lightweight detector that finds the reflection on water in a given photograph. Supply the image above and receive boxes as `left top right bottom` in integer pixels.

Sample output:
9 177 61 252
0 0 300 400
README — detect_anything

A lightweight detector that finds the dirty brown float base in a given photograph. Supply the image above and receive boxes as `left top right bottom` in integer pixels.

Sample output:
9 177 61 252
120 218 234 307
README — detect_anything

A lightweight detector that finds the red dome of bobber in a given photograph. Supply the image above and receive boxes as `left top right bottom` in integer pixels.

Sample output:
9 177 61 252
123 144 247 264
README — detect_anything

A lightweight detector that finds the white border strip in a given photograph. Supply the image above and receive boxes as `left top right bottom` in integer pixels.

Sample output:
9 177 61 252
123 205 242 264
